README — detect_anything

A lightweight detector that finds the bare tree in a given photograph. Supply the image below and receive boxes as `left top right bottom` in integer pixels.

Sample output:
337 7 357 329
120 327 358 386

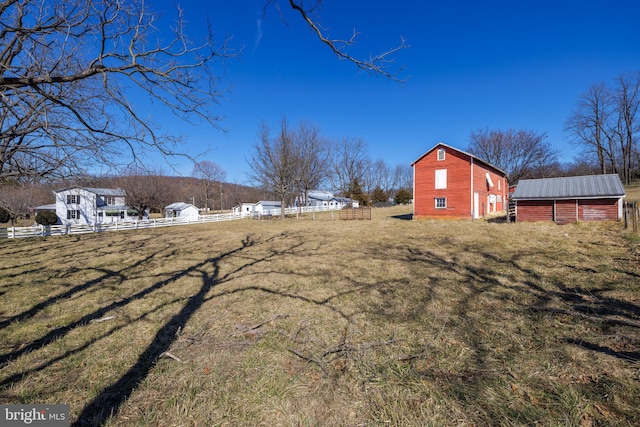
565 83 616 174
393 163 413 193
467 128 559 184
115 167 167 219
246 118 298 219
0 181 50 225
192 160 227 211
294 121 330 206
330 137 369 197
1 0 406 182
612 72 639 184
0 0 231 180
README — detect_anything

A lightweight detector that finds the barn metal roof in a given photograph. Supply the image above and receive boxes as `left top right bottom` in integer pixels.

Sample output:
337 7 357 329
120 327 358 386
511 174 625 200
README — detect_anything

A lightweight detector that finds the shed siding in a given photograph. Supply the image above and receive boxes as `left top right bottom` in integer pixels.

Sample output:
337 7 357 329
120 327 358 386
516 200 553 222
578 199 619 221
555 199 577 224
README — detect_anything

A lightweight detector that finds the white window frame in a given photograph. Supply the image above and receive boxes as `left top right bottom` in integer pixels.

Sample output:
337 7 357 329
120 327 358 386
66 194 80 204
435 198 446 209
437 148 445 161
435 169 447 189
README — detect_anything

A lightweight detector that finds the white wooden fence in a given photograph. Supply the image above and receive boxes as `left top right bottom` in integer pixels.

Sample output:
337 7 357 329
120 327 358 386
0 205 344 239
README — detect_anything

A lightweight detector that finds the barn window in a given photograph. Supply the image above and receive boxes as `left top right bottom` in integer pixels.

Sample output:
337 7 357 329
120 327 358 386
435 198 446 208
435 169 447 189
485 172 494 188
437 148 445 161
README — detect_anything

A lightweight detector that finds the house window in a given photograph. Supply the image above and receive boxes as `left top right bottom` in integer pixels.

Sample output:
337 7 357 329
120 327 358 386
104 196 116 205
435 198 446 209
498 180 501 191
435 169 447 189
67 210 80 219
66 194 80 204
437 148 445 161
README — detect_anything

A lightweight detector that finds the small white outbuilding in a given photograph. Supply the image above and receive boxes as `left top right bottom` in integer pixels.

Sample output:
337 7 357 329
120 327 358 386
165 202 200 220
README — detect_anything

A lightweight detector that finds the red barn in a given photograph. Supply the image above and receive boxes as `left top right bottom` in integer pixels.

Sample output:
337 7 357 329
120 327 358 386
411 143 508 220
511 174 625 224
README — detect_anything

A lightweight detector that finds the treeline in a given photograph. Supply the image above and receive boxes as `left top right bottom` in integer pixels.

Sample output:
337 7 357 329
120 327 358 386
246 117 412 219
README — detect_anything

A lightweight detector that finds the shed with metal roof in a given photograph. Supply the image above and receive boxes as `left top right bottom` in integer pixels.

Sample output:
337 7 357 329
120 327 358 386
165 202 200 220
511 174 626 224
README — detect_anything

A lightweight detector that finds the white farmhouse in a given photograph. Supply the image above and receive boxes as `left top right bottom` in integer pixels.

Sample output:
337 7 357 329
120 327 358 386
55 187 138 225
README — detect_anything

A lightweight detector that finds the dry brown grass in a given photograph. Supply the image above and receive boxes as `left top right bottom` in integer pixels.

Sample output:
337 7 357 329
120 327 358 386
625 181 640 202
1 206 639 426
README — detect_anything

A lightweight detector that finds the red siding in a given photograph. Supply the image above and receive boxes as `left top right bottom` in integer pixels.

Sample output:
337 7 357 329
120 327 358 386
517 198 620 223
578 199 619 221
413 144 508 220
555 199 577 224
516 200 553 222
413 148 471 219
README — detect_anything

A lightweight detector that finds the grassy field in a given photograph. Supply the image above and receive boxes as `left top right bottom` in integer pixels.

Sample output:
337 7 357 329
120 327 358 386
1 205 639 426
625 181 640 201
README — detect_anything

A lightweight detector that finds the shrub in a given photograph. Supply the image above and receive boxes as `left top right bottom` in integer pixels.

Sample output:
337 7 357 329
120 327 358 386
0 208 10 223
371 187 388 204
394 188 412 204
35 211 59 225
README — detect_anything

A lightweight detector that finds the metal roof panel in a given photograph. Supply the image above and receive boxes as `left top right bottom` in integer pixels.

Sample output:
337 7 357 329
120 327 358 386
512 174 625 199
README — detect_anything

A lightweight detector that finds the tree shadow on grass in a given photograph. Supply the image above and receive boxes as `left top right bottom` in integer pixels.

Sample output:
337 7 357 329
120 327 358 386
364 236 640 423
72 234 309 426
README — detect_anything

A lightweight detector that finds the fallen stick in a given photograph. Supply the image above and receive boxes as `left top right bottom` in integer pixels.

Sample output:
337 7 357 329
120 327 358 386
90 315 116 323
159 351 182 362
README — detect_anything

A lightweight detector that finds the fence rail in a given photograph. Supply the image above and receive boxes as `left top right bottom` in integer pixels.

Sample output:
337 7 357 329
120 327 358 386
0 205 346 239
624 201 639 233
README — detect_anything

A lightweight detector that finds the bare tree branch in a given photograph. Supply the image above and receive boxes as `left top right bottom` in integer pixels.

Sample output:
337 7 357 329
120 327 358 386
269 0 408 82
0 0 231 180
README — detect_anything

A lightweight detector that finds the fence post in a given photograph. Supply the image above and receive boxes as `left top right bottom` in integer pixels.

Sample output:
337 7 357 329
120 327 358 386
624 202 628 229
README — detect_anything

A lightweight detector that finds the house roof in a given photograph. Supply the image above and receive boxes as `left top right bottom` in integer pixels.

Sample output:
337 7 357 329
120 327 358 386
165 202 197 210
256 200 281 207
307 190 333 201
511 174 626 200
55 187 127 196
411 142 507 176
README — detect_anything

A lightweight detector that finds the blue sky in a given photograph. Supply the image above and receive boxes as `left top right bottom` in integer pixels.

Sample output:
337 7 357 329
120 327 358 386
148 1 640 183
